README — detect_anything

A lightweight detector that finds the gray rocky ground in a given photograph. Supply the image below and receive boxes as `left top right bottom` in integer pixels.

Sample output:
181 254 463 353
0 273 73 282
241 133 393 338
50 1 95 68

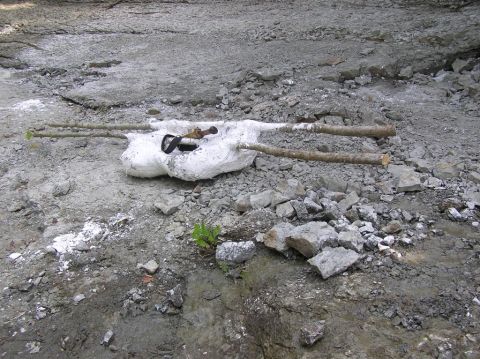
1 0 479 358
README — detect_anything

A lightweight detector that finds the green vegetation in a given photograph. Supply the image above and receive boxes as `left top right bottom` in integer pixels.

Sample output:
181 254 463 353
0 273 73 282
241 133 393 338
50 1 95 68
217 261 229 273
192 223 221 250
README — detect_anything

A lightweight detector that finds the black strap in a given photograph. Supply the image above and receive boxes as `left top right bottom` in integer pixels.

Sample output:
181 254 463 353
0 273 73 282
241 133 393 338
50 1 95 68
162 135 183 154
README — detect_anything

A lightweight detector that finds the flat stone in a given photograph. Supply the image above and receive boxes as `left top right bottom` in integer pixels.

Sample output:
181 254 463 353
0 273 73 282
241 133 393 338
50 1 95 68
463 190 480 206
286 222 338 258
271 191 290 207
468 171 480 184
360 47 375 56
397 172 422 192
357 205 378 223
385 111 403 121
73 293 86 304
381 235 396 246
154 194 184 215
290 200 309 220
452 58 469 73
439 197 464 212
308 247 361 279
361 140 378 153
169 95 183 104
73 241 90 252
407 158 433 173
141 259 159 274
388 135 402 146
364 235 382 250
399 66 413 79
408 144 426 159
359 222 375 234
320 198 342 221
447 208 465 221
338 191 360 212
276 201 295 218
250 190 273 209
338 230 365 252
323 191 346 202
424 176 444 189
146 108 161 115
354 75 372 86
388 164 414 178
276 179 305 199
433 162 460 180
102 330 114 346
340 67 360 80
304 197 323 213
52 179 74 197
8 252 22 261
382 220 403 234
166 284 184 308
7 200 25 212
224 209 276 240
299 320 326 347
233 195 251 212
264 223 295 253
253 70 283 81
399 237 413 246
215 241 256 264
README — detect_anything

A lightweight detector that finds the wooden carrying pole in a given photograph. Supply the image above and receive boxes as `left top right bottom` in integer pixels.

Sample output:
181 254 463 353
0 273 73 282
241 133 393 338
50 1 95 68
279 123 396 137
45 122 396 138
237 143 390 166
45 122 151 131
28 131 127 139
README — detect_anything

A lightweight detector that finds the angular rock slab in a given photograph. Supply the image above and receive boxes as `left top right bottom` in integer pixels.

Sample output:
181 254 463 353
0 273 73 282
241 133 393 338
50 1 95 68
308 247 361 279
397 172 422 192
276 179 305 200
276 201 295 218
299 320 326 347
337 230 365 253
216 241 256 264
154 194 184 215
286 222 337 258
264 222 295 253
250 190 273 209
338 191 359 212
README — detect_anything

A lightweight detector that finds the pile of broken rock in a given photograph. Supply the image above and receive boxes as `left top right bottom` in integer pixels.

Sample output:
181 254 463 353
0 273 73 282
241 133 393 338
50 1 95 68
215 178 477 279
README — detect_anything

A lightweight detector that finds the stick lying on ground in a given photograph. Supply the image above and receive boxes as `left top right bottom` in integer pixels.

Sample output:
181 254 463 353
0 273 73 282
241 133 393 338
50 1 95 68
45 121 395 138
27 119 396 181
237 143 390 166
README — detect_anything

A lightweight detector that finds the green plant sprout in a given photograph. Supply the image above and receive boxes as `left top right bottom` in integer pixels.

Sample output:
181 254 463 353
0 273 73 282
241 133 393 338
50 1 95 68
25 130 33 140
217 261 229 273
192 223 221 250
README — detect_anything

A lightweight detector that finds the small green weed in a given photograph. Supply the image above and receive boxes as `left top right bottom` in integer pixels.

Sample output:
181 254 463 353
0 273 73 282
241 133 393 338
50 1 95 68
192 223 221 250
217 261 229 273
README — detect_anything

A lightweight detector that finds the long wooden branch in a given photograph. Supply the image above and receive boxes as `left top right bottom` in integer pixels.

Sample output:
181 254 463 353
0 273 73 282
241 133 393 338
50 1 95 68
45 121 395 138
237 143 390 166
46 122 151 131
28 131 127 139
279 123 396 138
